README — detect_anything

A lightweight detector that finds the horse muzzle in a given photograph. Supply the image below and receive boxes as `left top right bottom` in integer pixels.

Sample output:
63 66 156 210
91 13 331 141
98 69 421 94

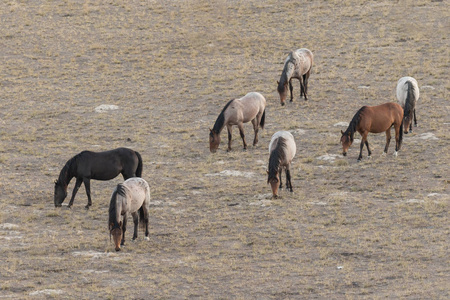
343 152 347 157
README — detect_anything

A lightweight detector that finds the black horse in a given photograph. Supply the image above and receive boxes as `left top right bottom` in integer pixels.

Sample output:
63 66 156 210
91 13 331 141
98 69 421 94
54 148 143 209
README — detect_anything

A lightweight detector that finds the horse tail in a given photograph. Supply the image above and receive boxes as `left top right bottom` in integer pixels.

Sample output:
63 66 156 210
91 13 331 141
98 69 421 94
138 206 148 230
260 109 266 129
135 151 143 177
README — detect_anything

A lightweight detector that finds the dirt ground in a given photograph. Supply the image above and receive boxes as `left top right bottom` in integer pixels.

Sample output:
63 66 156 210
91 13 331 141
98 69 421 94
0 0 449 299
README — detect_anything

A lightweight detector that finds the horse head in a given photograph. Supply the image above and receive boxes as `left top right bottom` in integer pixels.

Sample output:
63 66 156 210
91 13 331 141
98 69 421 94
340 130 352 156
267 170 280 198
54 180 68 207
110 221 123 251
402 115 412 134
277 81 288 106
209 129 220 153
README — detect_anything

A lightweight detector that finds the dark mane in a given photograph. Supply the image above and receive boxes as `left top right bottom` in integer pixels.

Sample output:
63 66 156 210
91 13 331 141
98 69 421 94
277 60 290 93
403 81 416 120
211 99 234 135
268 137 287 180
343 106 366 142
56 152 86 186
108 184 126 226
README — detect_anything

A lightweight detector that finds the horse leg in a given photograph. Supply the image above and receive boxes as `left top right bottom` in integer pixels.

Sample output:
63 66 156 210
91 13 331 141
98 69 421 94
227 124 232 152
83 178 92 209
252 119 259 146
394 123 401 156
286 167 293 192
358 133 367 161
68 177 83 208
414 109 417 127
131 212 139 240
299 76 307 101
365 140 372 158
384 129 391 154
121 215 127 246
289 79 294 102
278 167 283 189
238 123 247 150
304 70 310 98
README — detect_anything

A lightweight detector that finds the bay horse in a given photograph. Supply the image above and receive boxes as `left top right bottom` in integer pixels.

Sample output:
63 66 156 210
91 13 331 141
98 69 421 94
54 147 143 209
209 92 266 153
109 177 150 251
396 76 419 133
340 103 403 161
277 48 314 105
267 131 296 198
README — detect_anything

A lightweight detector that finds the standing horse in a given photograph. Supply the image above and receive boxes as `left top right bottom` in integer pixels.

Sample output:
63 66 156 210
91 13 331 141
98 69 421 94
54 147 143 209
340 103 403 161
396 76 419 133
109 177 150 251
209 92 266 153
277 48 314 105
267 131 296 198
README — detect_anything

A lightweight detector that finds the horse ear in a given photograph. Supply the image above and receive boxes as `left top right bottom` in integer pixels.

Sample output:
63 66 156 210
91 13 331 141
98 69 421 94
266 170 269 174
277 81 279 85
340 130 344 135
54 179 57 184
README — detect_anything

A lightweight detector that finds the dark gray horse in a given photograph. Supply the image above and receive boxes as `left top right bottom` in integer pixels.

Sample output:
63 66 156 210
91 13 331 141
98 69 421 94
54 148 143 209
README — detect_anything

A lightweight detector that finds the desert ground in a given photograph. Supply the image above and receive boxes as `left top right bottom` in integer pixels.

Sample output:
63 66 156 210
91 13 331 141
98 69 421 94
0 0 449 299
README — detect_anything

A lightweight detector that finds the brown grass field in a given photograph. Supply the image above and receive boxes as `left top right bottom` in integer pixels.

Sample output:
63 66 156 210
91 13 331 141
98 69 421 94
1 0 449 299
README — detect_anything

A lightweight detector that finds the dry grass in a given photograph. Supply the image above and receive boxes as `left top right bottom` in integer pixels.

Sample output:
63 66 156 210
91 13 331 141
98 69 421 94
0 0 449 299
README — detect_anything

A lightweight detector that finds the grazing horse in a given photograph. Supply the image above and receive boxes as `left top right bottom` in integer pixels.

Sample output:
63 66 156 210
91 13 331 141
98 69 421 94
340 103 403 161
277 48 314 105
267 131 296 198
54 148 143 209
209 92 266 152
396 76 419 133
109 177 150 251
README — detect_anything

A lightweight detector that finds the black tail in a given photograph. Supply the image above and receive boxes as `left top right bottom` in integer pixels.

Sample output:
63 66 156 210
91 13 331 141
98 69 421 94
137 206 145 230
135 151 143 177
260 109 266 129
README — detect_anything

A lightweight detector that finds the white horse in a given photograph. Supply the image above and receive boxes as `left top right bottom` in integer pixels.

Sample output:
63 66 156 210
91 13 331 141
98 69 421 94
209 92 266 152
267 131 296 198
396 76 419 133
277 48 314 105
108 177 151 251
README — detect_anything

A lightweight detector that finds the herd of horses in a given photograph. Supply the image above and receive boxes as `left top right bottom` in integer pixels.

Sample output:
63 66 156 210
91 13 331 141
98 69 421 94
54 48 420 251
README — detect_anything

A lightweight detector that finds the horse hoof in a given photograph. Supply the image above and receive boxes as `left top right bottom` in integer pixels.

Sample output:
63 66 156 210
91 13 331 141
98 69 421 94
357 159 362 162
393 151 398 157
367 155 371 159
144 236 150 241
84 206 90 210
115 248 121 252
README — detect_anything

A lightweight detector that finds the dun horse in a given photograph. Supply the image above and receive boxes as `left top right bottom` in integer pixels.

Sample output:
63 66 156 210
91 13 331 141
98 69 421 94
54 148 143 209
267 131 296 198
340 103 403 161
109 177 150 251
277 48 314 105
396 76 419 133
209 92 266 153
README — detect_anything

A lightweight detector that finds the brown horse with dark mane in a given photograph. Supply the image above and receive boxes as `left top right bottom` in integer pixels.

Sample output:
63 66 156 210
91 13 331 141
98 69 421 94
340 103 403 161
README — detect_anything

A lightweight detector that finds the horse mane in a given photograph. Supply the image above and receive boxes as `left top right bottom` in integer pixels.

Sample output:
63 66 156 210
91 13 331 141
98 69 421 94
277 54 295 93
57 152 86 186
268 137 287 181
211 99 234 134
344 106 367 142
108 184 126 226
403 81 416 120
